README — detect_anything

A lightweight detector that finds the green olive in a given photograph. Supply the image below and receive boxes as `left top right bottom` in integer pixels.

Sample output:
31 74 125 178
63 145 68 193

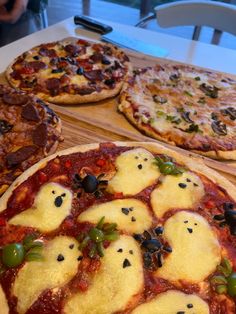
89 228 104 243
2 243 25 268
227 272 236 297
159 161 175 175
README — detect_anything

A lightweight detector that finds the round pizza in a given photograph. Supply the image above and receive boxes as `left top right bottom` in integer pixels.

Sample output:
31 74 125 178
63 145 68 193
0 141 236 313
0 83 62 195
119 64 236 160
5 38 131 105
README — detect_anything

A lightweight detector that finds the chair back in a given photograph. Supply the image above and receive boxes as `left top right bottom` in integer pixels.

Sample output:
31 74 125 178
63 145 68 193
155 0 236 36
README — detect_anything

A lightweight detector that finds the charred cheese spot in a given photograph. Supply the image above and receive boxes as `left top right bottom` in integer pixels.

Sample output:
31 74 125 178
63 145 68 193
13 236 81 314
131 290 209 314
9 183 72 232
64 235 143 314
0 285 9 314
151 172 204 218
156 211 221 283
107 148 160 195
78 199 152 234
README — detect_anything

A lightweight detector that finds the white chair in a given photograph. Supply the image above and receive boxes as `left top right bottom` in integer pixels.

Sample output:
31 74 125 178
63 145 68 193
136 0 236 45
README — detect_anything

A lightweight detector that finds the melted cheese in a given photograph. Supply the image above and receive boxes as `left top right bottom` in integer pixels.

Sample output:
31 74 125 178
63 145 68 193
0 285 9 314
156 211 221 283
64 235 143 314
151 171 205 218
13 236 81 314
107 148 160 195
78 198 152 234
9 183 72 232
131 290 209 314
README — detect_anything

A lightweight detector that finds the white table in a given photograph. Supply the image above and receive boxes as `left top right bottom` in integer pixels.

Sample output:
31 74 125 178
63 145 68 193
0 17 236 75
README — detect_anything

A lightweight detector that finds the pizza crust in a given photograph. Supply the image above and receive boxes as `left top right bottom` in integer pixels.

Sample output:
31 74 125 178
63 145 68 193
1 142 236 213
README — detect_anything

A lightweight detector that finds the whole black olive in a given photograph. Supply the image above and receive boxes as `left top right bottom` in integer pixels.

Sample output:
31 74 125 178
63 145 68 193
82 175 98 193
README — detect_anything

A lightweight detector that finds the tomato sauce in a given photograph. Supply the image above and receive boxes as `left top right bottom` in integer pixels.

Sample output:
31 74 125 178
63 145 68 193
0 144 235 313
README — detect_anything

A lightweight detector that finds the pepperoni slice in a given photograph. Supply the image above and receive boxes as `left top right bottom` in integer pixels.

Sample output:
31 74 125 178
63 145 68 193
46 78 61 90
39 47 57 58
32 122 48 147
84 70 104 82
21 103 40 122
28 61 46 72
64 44 81 56
6 145 38 168
90 53 103 63
2 93 28 106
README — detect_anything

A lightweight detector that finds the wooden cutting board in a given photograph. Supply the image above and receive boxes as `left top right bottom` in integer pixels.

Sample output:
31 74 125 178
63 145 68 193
1 50 236 184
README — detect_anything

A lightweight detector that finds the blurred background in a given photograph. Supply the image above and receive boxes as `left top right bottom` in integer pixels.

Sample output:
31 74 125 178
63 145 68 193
46 0 236 49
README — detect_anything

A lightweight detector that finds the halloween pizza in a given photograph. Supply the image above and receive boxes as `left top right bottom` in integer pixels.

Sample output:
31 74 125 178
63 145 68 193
119 64 236 160
5 38 131 105
0 141 236 313
0 84 62 196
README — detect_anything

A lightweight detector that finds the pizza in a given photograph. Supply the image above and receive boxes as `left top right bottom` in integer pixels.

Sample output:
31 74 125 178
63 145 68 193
0 83 62 195
5 38 131 105
119 64 236 160
0 141 236 313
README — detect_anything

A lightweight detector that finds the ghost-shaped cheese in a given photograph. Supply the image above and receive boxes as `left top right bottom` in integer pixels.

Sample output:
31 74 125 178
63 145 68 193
156 211 221 283
131 290 209 314
0 285 9 314
151 171 205 218
13 236 81 314
9 182 72 232
107 148 160 195
64 235 143 314
78 198 152 234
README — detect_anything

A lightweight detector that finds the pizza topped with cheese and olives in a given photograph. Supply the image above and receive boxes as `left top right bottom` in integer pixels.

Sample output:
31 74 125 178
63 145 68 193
0 142 236 314
5 38 131 105
119 64 236 160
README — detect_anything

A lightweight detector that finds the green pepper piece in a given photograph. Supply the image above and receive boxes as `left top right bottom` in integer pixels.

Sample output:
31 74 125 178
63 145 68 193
104 231 119 242
96 242 104 257
102 223 117 232
210 275 228 285
96 216 105 229
89 228 104 243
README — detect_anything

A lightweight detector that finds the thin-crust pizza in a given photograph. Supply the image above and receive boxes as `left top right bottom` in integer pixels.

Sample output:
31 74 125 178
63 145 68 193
5 38 131 105
0 141 236 313
0 84 62 195
119 64 236 160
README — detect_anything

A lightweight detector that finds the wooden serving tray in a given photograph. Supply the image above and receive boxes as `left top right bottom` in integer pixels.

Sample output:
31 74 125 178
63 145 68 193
1 49 236 185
